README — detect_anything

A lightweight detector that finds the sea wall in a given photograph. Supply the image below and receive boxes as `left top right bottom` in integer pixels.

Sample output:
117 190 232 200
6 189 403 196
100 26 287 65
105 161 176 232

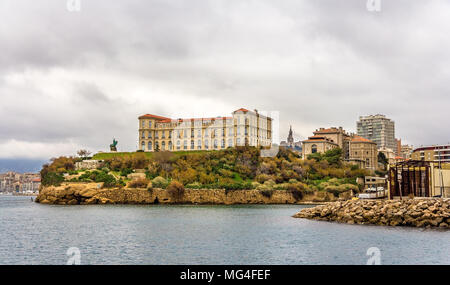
293 198 450 228
35 183 349 205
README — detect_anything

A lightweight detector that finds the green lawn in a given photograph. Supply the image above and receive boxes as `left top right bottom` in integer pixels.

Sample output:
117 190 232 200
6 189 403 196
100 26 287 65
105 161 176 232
92 150 215 160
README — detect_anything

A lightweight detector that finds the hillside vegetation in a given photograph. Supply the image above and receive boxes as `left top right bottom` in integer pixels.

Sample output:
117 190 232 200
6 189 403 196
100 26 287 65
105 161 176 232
40 147 368 197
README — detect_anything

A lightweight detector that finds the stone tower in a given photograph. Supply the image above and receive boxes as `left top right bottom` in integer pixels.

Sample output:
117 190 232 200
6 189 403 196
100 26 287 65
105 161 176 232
287 125 294 148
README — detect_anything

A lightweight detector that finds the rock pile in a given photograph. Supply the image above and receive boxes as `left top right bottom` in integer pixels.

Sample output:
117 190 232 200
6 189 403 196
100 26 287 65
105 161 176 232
293 198 449 228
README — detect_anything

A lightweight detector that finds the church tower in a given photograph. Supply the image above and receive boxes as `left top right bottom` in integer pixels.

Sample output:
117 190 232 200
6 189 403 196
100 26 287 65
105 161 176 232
287 125 294 148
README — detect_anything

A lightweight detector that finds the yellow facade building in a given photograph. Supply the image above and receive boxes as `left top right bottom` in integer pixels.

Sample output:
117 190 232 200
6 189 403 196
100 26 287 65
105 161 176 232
302 127 378 170
138 108 272 152
347 135 378 170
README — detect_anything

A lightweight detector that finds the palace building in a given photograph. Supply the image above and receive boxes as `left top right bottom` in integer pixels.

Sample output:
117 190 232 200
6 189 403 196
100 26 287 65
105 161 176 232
138 108 272 152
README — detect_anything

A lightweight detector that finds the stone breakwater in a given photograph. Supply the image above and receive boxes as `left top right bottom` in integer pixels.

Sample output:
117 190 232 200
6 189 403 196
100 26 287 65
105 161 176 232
293 198 450 228
35 183 349 205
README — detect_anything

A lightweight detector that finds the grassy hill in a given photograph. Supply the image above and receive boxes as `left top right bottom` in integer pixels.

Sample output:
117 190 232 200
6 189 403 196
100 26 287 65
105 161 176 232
41 147 368 197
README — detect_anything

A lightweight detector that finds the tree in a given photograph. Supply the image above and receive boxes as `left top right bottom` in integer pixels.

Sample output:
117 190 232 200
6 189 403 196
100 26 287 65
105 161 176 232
378 152 388 168
323 148 342 166
77 149 92 160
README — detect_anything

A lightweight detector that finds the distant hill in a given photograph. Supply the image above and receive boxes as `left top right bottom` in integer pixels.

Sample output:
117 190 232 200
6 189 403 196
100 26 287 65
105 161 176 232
0 159 48 173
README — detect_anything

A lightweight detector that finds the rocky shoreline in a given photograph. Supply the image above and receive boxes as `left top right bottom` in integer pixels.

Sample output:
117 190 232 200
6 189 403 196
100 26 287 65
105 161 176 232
35 183 348 205
293 198 450 228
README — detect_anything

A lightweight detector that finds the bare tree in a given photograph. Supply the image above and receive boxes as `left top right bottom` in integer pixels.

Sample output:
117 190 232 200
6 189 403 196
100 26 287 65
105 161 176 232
77 149 92 160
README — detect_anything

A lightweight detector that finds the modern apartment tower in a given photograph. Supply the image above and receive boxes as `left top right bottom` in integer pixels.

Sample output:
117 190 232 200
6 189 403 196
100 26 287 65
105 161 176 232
356 114 395 151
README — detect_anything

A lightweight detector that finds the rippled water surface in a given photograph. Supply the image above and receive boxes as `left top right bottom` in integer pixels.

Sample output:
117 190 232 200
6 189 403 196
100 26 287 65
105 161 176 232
0 196 448 264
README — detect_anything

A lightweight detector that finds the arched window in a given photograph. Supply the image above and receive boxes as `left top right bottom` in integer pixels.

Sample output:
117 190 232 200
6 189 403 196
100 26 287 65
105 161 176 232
162 141 166 150
141 141 145 150
168 141 172 150
148 141 152 151
311 144 317 153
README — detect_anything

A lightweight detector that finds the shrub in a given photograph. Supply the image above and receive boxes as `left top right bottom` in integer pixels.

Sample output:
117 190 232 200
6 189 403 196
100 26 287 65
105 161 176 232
152 176 168 188
120 168 133 177
186 182 202 189
41 171 65 186
263 179 276 188
255 174 271 183
167 181 185 201
251 181 261 189
260 189 274 198
128 178 150 188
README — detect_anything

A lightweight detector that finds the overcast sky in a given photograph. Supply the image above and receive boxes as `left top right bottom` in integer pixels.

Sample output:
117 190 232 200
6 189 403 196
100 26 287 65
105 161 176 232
0 0 449 160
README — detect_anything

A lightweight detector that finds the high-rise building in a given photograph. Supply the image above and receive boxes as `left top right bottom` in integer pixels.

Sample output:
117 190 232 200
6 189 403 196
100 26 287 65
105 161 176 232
356 114 395 151
138 108 272 152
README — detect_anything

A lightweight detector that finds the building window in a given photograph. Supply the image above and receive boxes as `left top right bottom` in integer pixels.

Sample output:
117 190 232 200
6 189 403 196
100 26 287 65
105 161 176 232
141 141 145 150
148 141 152 151
148 131 152 139
168 141 172 150
177 140 181 150
142 131 145 139
162 141 165 150
149 121 152 128
197 140 201 149
311 144 317 153
184 140 187 150
237 138 241 145
228 139 232 147
221 139 225 148
205 140 209 150
197 129 201 137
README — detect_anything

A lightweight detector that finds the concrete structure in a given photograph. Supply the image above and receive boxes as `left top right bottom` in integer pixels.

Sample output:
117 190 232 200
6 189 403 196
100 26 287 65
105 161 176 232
357 114 395 151
138 108 272 152
75 160 102 171
0 172 40 193
313 127 351 158
302 135 338 158
302 127 378 170
411 144 450 163
347 135 378 170
401 144 413 159
388 161 450 198
379 146 396 165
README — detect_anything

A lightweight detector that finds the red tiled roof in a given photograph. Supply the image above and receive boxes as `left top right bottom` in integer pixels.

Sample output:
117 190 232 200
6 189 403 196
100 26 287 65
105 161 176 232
313 128 338 134
32 178 41 182
159 117 233 123
233 108 250 113
351 135 375 143
139 114 172 120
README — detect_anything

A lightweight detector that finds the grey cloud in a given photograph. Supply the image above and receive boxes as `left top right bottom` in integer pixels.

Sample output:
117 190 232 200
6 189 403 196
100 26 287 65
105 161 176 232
0 0 449 159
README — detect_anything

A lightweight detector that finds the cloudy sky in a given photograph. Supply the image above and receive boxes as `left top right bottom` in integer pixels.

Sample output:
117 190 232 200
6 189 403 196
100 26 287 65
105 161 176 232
0 0 449 166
